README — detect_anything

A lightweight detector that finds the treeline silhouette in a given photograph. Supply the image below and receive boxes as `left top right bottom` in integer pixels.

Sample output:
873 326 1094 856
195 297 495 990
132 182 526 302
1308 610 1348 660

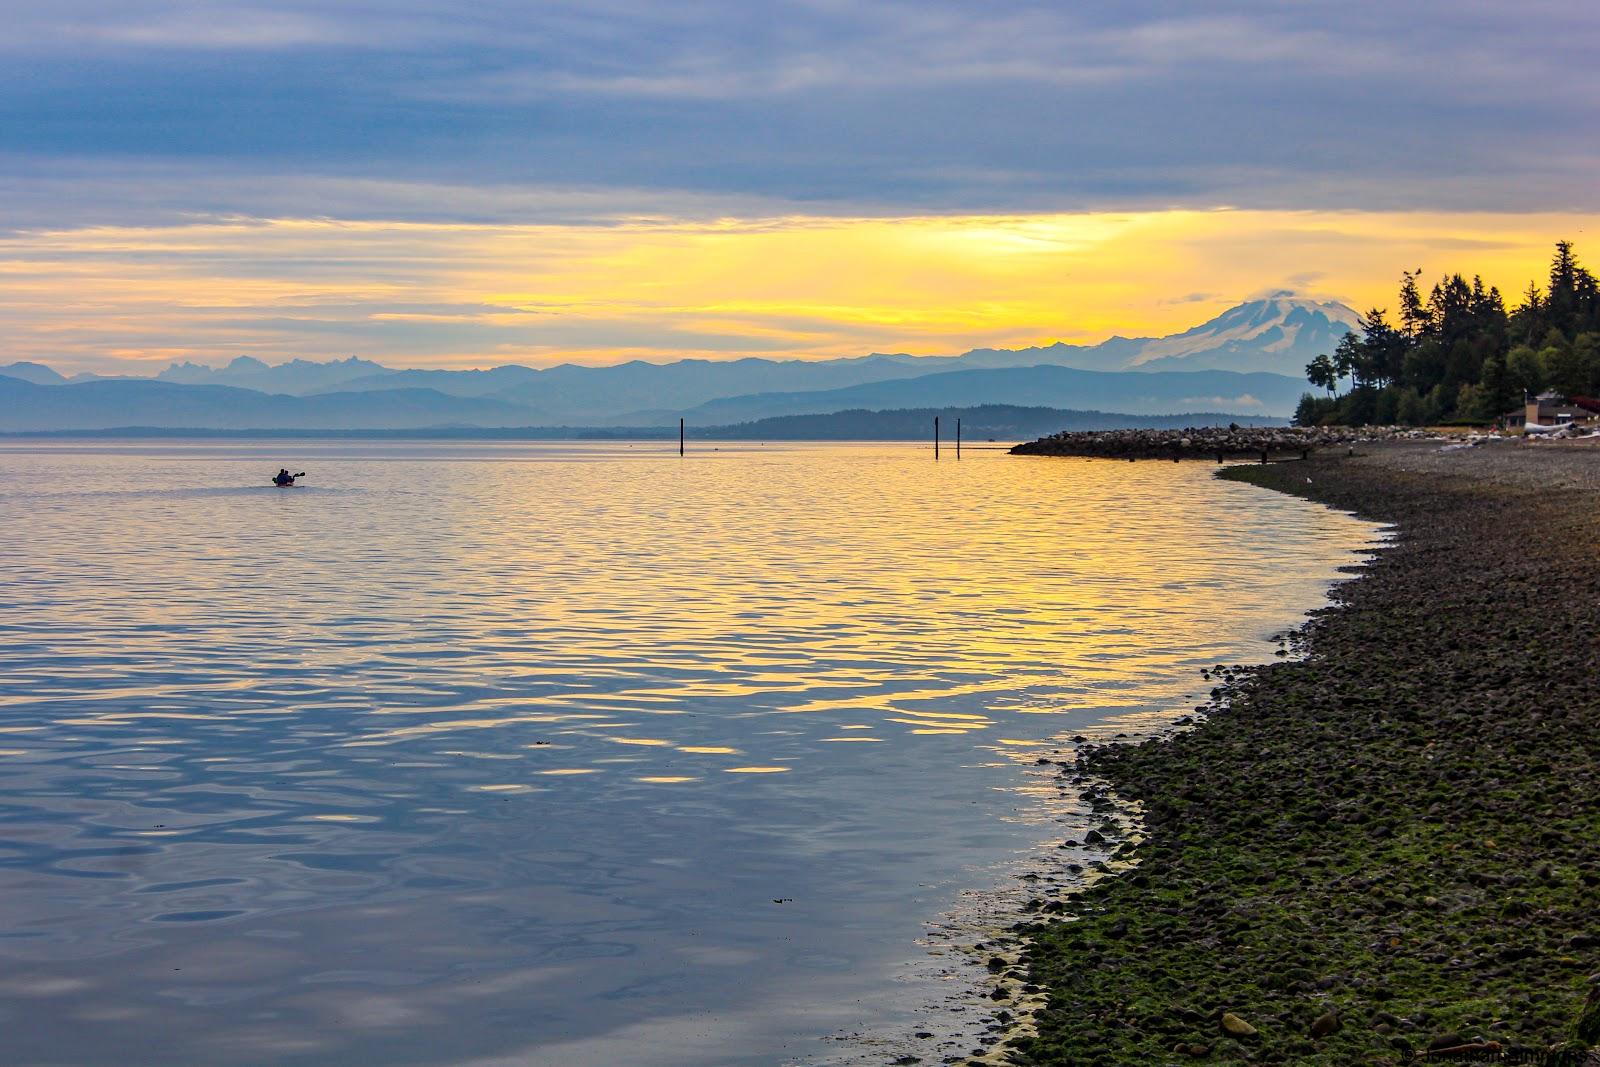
1297 241 1600 425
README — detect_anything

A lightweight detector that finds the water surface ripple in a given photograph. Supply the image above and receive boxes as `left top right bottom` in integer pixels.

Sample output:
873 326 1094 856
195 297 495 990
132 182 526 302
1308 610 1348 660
0 440 1375 1066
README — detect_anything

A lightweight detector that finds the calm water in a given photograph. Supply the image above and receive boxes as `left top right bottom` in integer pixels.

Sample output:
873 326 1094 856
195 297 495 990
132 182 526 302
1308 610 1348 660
0 440 1375 1066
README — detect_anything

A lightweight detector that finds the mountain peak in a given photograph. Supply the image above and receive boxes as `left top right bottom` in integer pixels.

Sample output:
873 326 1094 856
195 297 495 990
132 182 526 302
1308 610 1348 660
1121 297 1360 372
1 361 68 385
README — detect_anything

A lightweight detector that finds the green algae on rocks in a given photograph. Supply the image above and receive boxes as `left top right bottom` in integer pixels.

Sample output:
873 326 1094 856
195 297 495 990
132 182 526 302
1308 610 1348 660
1008 442 1600 1066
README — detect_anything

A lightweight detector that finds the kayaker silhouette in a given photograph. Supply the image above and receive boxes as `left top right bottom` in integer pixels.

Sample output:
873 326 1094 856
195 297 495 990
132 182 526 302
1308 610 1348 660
273 469 305 487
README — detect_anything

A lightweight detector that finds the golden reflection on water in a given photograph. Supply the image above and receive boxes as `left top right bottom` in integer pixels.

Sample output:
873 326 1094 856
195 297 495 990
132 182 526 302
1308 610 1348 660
0 440 1383 1066
0 441 1382 796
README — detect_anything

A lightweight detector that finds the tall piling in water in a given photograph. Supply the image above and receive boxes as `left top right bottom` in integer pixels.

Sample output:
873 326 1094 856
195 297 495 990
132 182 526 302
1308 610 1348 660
934 416 940 460
679 418 685 457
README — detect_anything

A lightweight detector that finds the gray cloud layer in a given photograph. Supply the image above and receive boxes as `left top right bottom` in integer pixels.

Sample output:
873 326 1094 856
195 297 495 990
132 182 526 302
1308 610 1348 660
1 1 1596 226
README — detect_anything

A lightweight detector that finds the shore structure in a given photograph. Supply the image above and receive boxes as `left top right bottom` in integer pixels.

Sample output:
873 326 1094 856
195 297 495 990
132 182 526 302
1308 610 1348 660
1000 439 1600 1066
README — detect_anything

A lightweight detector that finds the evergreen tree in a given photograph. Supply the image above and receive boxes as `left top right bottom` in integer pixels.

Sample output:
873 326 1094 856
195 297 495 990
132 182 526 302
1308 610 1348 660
1305 354 1339 396
1546 240 1600 335
1428 274 1475 347
1331 332 1361 389
1355 309 1405 387
1477 353 1515 418
1509 282 1545 346
1398 270 1431 337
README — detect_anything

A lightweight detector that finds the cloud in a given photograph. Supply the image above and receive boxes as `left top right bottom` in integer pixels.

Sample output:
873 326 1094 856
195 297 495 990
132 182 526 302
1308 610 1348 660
1180 394 1263 409
88 9 351 49
0 2 1595 219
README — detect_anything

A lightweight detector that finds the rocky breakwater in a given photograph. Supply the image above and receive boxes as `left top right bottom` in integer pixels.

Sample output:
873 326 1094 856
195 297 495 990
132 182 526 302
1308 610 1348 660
1009 425 1433 461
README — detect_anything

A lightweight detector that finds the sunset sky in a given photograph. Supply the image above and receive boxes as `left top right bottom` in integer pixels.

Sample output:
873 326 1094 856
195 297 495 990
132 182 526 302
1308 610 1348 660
3 1 1597 374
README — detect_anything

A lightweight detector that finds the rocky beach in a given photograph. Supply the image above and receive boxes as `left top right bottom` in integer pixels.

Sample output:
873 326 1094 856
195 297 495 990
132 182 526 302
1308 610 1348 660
1001 439 1600 1066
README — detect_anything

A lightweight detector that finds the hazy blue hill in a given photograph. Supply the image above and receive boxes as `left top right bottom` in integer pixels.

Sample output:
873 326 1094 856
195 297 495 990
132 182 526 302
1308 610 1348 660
0 362 68 385
0 360 1310 430
662 365 1311 423
310 364 544 398
0 376 542 431
282 353 938 416
0 373 1284 438
696 405 1284 440
951 336 1144 371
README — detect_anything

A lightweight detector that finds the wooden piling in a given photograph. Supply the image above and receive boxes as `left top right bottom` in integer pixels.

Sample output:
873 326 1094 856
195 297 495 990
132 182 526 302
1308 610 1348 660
956 418 962 458
934 416 940 459
679 418 684 456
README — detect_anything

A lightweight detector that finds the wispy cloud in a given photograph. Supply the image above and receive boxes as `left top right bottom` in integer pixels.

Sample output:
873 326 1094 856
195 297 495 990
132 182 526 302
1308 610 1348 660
1181 394 1263 409
88 9 351 49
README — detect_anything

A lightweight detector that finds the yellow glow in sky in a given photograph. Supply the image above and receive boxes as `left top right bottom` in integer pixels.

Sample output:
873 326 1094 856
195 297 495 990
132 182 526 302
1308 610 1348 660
1 209 1593 373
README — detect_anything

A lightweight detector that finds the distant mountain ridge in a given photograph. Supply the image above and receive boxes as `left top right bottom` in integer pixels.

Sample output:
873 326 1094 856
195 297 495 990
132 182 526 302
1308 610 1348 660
0 361 68 385
0 376 539 431
656 365 1310 424
0 405 1288 441
0 362 1309 431
7 297 1355 429
695 405 1284 440
157 355 389 394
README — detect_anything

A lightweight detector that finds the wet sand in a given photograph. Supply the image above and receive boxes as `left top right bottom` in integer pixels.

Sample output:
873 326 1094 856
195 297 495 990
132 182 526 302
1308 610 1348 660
1008 441 1600 1065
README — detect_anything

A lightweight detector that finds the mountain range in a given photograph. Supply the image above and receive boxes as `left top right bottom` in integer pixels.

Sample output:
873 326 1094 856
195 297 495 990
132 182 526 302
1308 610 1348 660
1 297 1355 431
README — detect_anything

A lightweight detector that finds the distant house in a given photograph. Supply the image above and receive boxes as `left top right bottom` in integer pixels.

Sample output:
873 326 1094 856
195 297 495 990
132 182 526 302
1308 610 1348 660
1502 392 1600 429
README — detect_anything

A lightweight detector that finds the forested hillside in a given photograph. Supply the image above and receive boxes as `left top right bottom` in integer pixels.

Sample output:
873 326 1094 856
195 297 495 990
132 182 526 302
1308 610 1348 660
1298 241 1600 425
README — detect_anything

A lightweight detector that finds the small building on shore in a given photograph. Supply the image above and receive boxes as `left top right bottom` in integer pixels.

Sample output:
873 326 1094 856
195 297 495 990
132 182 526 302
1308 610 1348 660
1502 392 1600 430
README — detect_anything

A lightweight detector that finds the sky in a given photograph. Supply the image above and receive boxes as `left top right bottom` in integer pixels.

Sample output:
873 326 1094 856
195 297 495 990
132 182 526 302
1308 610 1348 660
2 1 1597 374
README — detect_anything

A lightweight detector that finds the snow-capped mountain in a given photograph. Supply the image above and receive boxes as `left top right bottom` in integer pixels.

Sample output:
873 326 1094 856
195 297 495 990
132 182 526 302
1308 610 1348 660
939 296 1360 377
1123 296 1361 374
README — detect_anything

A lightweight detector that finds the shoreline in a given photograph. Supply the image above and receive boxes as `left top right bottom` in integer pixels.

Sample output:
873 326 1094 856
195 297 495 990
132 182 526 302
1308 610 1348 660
1002 441 1600 1065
